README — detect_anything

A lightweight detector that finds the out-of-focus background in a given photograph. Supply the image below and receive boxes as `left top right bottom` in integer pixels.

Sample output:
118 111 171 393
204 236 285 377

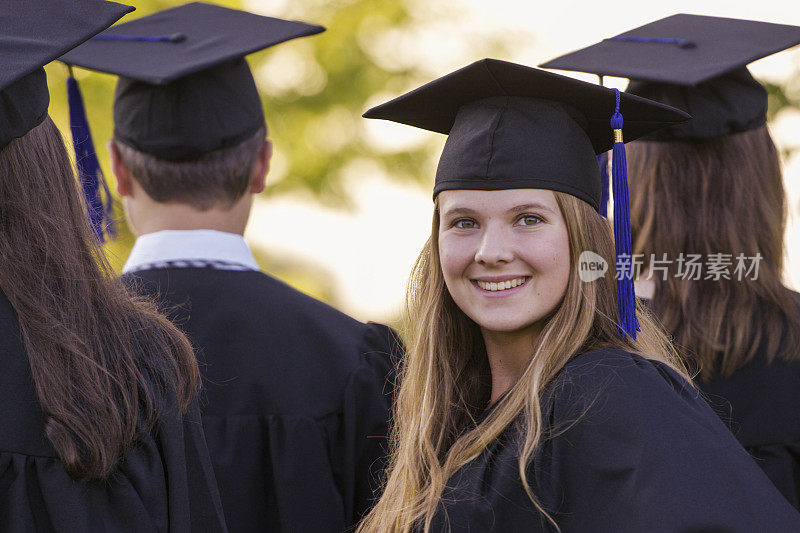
47 0 800 324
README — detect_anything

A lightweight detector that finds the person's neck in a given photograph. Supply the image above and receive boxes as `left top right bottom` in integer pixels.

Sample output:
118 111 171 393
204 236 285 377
131 197 251 237
482 325 541 405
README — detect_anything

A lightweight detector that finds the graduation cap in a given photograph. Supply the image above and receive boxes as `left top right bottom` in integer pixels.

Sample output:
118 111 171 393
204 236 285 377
0 0 133 150
539 14 800 140
364 58 690 339
58 2 324 241
61 2 324 160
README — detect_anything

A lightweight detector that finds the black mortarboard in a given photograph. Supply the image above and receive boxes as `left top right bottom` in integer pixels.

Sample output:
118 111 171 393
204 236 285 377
61 1 325 160
364 58 689 205
364 58 690 340
0 0 133 149
539 14 800 140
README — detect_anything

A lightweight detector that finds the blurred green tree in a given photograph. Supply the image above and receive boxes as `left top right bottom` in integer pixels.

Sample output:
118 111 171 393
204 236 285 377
766 79 800 160
44 0 519 307
47 0 799 308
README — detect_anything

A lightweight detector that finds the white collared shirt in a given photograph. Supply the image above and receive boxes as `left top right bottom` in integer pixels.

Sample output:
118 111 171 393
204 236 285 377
122 229 260 274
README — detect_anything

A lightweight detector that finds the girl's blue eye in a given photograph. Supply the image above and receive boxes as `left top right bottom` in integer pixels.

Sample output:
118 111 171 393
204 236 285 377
519 214 542 226
453 219 476 229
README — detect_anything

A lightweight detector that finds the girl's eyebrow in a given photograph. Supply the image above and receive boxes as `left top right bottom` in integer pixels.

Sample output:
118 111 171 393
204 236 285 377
441 206 479 218
508 203 553 215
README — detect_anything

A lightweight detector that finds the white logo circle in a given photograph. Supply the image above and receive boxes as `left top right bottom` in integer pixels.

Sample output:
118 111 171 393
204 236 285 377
578 251 608 282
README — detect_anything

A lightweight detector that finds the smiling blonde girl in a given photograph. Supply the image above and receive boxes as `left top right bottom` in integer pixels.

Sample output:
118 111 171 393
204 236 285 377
358 59 800 532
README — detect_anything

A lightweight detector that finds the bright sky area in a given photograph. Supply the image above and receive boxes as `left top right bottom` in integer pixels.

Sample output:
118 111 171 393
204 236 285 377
244 0 800 321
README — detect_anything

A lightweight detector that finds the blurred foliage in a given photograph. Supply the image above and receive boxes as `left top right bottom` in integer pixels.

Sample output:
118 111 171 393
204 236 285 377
253 0 428 203
47 0 520 204
248 0 519 203
766 82 799 122
766 78 800 160
766 83 793 120
43 0 800 309
43 0 517 308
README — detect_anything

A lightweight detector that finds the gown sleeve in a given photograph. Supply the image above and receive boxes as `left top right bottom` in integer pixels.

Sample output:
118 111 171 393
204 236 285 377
0 400 227 533
747 440 800 509
337 321 402 526
155 400 228 532
699 352 800 511
536 350 800 533
0 289 227 532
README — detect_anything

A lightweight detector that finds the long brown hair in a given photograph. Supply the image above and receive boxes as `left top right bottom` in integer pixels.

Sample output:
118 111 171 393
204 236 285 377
0 117 199 480
627 126 800 380
358 191 686 532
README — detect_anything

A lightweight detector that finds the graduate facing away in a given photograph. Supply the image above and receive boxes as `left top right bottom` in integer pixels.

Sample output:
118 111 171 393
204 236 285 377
542 13 800 509
359 59 800 532
64 4 401 532
0 1 226 530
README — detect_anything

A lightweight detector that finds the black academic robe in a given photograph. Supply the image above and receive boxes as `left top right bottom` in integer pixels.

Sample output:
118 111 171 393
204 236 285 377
0 291 227 532
124 267 400 533
430 349 800 532
698 346 800 510
639 294 800 509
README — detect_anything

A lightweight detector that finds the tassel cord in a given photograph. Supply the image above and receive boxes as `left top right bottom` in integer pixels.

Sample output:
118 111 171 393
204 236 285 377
610 89 640 339
67 76 116 242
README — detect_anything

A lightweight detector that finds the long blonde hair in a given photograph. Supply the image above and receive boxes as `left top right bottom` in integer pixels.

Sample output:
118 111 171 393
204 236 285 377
627 126 800 380
358 191 686 532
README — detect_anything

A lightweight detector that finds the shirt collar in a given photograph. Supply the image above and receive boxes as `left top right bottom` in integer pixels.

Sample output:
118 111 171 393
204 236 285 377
122 229 260 274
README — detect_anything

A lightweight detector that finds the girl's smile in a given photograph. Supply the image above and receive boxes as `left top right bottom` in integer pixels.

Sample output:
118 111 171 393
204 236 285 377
471 276 531 296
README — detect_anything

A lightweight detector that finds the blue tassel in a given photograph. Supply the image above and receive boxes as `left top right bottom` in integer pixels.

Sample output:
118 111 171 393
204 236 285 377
597 151 609 217
67 75 116 242
610 89 639 340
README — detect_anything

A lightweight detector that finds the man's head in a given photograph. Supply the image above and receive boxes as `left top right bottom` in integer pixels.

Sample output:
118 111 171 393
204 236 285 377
61 3 324 234
109 127 271 235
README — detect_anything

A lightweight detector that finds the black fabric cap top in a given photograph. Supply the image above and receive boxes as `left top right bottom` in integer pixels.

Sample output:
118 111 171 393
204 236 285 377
363 59 689 206
0 0 133 149
61 2 325 160
111 58 266 161
539 14 800 140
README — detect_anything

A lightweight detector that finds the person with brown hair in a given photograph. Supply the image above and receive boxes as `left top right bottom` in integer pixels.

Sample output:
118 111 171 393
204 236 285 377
0 1 226 530
357 58 800 532
541 14 800 509
63 5 400 532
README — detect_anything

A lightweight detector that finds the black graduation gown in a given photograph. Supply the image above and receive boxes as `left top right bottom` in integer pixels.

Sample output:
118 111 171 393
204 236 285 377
430 349 800 532
698 346 800 510
0 291 227 532
639 294 800 508
124 267 400 533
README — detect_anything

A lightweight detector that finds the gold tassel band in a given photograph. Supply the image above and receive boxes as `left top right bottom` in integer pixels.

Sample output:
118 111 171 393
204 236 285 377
613 129 623 144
